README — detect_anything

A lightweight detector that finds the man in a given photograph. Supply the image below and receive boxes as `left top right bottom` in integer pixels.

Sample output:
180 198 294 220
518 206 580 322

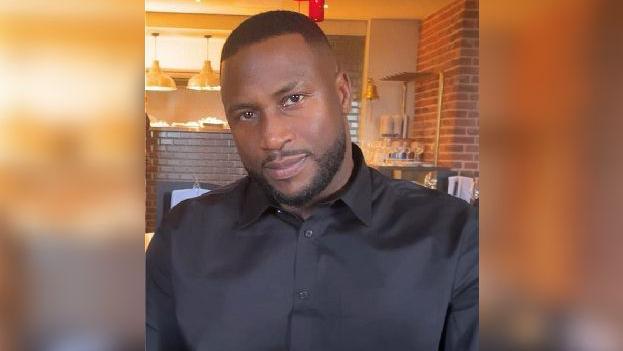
147 10 478 351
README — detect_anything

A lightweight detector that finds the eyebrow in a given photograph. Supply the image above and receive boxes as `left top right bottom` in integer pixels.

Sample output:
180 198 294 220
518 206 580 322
271 80 304 98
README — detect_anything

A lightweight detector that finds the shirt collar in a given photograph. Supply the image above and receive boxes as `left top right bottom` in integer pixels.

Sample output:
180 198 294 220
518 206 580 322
237 177 275 229
338 143 373 226
237 142 373 228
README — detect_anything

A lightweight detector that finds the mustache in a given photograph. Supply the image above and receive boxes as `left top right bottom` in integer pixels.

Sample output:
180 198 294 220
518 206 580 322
262 149 312 166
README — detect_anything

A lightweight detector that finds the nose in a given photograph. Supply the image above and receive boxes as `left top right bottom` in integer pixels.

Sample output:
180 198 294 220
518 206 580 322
259 109 294 151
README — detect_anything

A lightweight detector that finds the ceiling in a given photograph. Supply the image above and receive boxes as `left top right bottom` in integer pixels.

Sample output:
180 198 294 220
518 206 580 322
145 0 455 20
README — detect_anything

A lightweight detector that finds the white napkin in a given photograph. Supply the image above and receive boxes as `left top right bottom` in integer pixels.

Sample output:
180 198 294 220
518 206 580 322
171 188 210 209
448 176 474 202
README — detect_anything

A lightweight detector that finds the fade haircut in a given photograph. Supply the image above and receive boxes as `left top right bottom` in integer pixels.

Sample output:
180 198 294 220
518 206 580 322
220 10 332 63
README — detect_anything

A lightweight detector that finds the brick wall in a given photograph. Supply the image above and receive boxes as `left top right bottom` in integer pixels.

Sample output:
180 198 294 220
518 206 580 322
145 129 246 232
410 0 479 176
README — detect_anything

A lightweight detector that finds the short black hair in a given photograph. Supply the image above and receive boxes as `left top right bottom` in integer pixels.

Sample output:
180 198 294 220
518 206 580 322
221 10 331 62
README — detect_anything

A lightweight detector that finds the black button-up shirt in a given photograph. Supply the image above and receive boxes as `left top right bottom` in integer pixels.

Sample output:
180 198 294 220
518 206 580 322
147 144 478 351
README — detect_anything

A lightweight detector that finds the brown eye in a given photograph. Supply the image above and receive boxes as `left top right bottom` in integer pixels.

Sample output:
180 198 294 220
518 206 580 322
282 94 304 107
239 111 258 121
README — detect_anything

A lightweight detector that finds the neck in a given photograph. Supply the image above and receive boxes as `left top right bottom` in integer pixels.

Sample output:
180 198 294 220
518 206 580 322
283 142 354 220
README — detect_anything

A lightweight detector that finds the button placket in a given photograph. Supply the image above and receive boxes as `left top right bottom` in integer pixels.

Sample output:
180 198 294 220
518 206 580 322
289 220 324 351
297 289 310 300
292 224 317 307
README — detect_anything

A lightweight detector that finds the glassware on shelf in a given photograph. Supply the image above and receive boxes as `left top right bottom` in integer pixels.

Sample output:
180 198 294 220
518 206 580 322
424 171 437 189
382 139 425 166
365 137 428 167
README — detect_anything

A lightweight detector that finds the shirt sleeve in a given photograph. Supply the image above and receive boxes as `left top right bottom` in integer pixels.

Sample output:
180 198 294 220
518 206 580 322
146 226 189 351
442 206 479 351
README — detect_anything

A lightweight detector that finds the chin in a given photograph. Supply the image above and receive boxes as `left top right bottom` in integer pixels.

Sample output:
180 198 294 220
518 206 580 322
270 178 310 197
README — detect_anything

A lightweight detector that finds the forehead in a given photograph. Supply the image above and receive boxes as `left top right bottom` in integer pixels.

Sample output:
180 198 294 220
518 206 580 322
220 34 331 98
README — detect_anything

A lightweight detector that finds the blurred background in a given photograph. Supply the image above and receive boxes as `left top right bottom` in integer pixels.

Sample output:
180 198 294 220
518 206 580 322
0 1 145 350
1 0 622 350
480 0 623 349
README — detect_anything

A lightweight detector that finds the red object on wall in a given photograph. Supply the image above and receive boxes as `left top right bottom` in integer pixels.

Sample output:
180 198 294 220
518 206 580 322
308 0 324 22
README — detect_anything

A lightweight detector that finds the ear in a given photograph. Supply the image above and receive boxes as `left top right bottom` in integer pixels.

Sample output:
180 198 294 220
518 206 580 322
335 71 352 115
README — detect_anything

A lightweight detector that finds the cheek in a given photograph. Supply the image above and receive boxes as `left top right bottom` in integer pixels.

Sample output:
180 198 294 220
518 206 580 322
298 107 342 146
231 131 263 168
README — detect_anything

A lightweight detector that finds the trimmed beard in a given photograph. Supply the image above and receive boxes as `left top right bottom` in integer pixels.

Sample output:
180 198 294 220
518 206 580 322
247 131 347 208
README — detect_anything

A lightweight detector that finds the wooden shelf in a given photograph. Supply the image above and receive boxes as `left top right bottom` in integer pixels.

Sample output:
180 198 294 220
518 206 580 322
379 70 445 167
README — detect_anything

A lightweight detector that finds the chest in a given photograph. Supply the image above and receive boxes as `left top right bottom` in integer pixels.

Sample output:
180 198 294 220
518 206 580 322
171 218 455 350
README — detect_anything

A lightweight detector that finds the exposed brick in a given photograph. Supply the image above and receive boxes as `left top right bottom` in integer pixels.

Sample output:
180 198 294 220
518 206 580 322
465 0 478 10
440 136 475 144
459 170 478 177
444 92 469 102
441 118 477 127
438 160 463 169
462 10 479 18
440 126 467 135
466 145 479 152
442 109 468 118
146 128 248 232
467 128 479 135
438 152 474 161
439 144 465 153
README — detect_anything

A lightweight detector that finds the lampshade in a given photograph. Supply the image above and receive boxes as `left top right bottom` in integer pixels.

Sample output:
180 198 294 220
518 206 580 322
145 33 176 91
145 60 177 91
187 60 221 91
365 78 379 100
187 35 221 91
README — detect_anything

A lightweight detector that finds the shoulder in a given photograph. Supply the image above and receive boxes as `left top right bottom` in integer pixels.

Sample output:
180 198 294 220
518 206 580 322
369 168 477 230
371 168 469 209
369 168 478 259
159 177 249 231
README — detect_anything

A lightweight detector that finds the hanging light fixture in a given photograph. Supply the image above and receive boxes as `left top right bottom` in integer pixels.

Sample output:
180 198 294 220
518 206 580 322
145 33 176 91
187 35 221 91
365 78 380 100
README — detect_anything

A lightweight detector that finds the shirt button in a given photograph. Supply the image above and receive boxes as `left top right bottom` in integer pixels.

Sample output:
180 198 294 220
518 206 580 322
304 229 313 238
297 289 310 300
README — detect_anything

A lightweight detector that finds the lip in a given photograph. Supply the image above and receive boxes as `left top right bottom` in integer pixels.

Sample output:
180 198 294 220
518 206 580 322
264 154 308 181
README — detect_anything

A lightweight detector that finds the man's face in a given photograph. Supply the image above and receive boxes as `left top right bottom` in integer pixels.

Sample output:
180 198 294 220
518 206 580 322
220 34 351 207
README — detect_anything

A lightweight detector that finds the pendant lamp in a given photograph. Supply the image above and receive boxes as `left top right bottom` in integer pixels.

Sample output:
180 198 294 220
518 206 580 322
145 33 176 91
187 35 221 91
365 78 380 100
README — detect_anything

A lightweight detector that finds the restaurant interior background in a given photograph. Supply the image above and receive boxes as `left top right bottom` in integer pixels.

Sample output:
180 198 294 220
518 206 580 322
144 0 481 233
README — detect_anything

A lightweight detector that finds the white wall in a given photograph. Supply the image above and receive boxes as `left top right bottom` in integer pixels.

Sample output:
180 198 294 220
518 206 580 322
362 19 420 143
144 19 419 127
145 34 226 71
